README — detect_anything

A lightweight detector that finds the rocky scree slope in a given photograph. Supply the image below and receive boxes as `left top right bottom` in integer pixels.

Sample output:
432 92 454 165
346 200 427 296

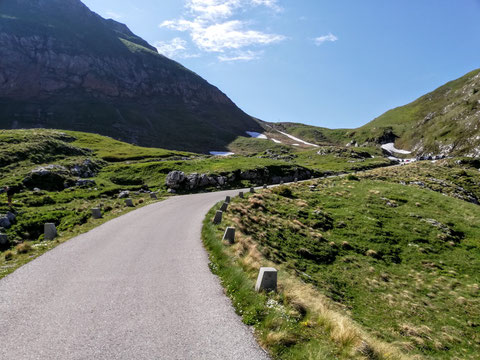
0 0 262 152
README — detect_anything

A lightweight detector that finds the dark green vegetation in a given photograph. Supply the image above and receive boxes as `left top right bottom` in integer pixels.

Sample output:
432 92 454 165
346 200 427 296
269 69 480 157
0 128 392 277
0 0 262 153
205 161 480 359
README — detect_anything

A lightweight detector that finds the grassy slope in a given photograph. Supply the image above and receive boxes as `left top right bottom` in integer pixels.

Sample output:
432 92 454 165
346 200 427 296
352 69 480 153
269 69 480 156
0 128 392 277
204 161 480 359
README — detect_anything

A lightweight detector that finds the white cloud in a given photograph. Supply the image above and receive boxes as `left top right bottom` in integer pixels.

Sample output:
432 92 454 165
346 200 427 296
160 0 285 61
105 11 123 20
154 37 200 59
314 33 338 46
218 50 263 62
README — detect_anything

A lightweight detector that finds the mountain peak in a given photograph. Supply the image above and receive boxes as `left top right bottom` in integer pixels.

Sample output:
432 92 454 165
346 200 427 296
0 0 262 152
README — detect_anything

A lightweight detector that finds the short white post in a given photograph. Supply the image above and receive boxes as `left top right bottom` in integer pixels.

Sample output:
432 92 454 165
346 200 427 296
222 227 235 244
255 267 277 292
125 198 134 207
44 223 57 241
213 210 223 224
263 184 267 189
225 196 231 203
239 191 244 198
249 187 255 193
91 208 102 219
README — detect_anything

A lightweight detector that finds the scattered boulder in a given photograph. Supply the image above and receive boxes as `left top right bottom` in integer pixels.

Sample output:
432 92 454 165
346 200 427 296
0 216 11 229
69 159 104 178
23 165 73 191
166 171 186 189
118 190 130 199
76 179 96 187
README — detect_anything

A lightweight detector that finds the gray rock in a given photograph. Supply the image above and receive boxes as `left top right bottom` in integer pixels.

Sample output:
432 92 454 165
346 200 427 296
150 193 158 200
0 216 11 229
167 189 176 194
0 233 8 247
255 267 277 292
118 191 130 199
125 198 134 207
166 171 185 189
76 179 96 187
6 212 16 223
70 159 102 178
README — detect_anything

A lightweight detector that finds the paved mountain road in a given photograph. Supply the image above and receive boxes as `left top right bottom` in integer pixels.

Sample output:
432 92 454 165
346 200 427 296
0 189 270 360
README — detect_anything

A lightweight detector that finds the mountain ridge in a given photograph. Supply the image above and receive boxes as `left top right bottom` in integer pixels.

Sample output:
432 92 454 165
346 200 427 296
0 0 262 153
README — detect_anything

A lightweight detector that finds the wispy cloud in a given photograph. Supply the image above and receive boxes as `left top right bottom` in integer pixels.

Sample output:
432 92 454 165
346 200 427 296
105 10 123 20
218 49 263 62
160 0 285 61
155 38 200 59
314 33 338 46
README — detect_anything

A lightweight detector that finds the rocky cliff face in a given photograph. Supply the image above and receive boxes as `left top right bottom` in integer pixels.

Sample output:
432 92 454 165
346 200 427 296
0 0 261 152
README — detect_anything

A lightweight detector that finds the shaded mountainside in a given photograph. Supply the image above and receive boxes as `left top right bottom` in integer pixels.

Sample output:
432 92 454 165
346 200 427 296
269 69 480 157
0 0 262 153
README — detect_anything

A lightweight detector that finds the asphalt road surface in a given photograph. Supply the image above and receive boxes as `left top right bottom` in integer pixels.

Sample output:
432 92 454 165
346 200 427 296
0 189 270 360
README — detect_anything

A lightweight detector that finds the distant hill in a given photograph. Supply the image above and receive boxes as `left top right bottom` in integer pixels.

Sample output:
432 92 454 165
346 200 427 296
271 69 480 157
0 0 262 153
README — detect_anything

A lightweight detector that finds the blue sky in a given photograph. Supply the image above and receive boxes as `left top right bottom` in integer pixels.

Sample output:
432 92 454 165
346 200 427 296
82 0 480 129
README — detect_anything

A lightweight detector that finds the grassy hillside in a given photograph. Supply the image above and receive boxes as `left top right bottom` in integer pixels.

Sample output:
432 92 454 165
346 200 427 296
268 69 480 157
351 69 480 155
204 160 480 359
0 129 392 277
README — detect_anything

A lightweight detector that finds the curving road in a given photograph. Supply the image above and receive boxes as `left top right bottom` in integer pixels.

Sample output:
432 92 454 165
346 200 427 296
0 189 270 360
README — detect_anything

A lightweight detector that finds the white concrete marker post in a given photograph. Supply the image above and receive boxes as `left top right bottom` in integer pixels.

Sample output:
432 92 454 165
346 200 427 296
220 202 229 212
213 210 223 225
91 208 102 219
255 267 277 292
250 187 255 194
239 191 244 198
225 196 231 203
263 184 268 189
44 223 57 241
222 227 235 244
0 233 8 247
125 198 134 207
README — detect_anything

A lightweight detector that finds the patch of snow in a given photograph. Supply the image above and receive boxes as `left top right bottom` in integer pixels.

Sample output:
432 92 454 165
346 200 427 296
381 143 412 154
210 151 235 156
271 138 282 144
246 131 267 139
277 131 319 147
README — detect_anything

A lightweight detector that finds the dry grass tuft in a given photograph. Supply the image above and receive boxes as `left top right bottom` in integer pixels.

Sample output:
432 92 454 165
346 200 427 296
16 242 32 254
